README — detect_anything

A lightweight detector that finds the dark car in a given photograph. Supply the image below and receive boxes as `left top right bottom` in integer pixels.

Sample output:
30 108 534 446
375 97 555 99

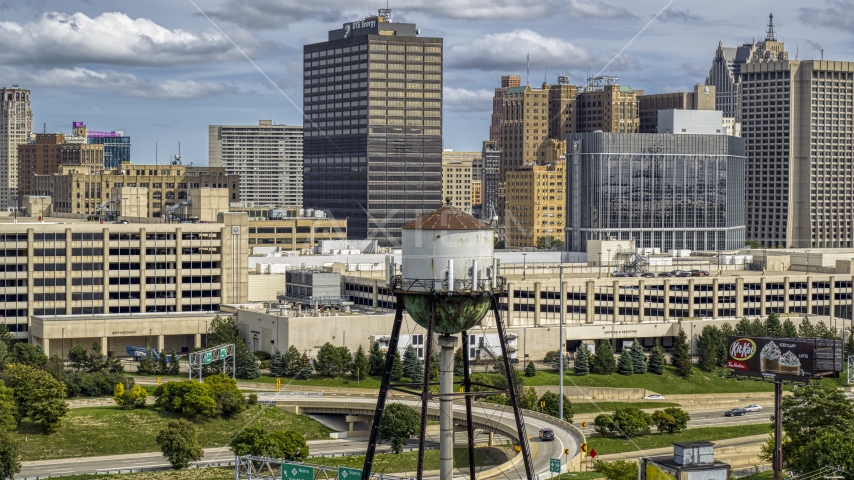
699 270 710 276
676 271 692 277
611 272 626 278
658 272 673 277
624 272 637 277
641 272 655 278
724 408 746 417
690 270 703 277
539 428 555 441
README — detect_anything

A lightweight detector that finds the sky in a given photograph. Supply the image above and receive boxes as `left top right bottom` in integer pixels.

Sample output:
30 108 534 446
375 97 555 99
2 0 853 164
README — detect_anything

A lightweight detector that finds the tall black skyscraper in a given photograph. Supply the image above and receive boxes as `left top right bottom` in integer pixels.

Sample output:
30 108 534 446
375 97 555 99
302 10 443 246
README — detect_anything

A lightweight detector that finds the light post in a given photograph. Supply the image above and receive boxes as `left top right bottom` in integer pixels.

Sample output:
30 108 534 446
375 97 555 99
598 252 602 279
204 321 208 348
607 249 612 275
764 246 767 273
62 328 65 362
806 250 811 274
522 253 527 280
559 264 565 420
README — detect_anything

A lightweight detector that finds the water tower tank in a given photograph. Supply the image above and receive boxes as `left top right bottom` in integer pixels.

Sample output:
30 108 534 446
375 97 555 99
399 205 495 334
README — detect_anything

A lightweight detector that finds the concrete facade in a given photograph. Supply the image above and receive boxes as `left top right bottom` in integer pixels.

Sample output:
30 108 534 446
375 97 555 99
505 140 565 248
441 154 472 212
247 217 347 249
0 213 248 340
638 84 716 134
0 87 32 209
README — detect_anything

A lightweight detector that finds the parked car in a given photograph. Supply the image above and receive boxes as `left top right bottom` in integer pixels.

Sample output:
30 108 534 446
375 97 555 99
698 270 710 276
539 428 555 441
658 272 674 277
743 404 763 412
640 272 656 278
676 271 692 277
725 408 746 417
624 272 638 277
112 220 128 224
643 394 666 400
611 272 627 277
690 270 703 277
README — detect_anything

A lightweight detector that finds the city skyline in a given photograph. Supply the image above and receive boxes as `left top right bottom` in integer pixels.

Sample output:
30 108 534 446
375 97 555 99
0 1 847 161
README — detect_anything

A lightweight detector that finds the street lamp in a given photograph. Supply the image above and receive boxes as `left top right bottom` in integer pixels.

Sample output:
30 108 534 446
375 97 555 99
522 253 527 280
806 250 811 274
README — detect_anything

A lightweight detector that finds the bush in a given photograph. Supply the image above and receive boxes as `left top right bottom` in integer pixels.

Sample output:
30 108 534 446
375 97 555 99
204 374 246 417
254 350 272 361
595 459 638 480
3 363 68 433
537 391 574 422
230 424 308 460
113 381 148 410
651 407 690 434
593 414 614 437
543 351 558 365
524 361 536 377
64 370 128 398
0 380 17 432
153 380 217 418
156 419 204 469
611 406 653 437
0 430 21 479
247 393 258 405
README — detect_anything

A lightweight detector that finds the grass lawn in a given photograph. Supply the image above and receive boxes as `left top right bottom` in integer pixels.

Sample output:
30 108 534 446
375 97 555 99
554 472 605 480
572 402 681 415
587 424 771 455
14 405 332 461
32 469 234 480
507 366 779 394
738 470 774 480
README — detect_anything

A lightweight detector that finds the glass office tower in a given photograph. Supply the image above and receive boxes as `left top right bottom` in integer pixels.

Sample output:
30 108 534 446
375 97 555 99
302 11 443 245
567 132 746 252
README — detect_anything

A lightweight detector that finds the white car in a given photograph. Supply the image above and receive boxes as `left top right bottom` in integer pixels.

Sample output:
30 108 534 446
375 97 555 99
743 404 762 412
643 394 666 400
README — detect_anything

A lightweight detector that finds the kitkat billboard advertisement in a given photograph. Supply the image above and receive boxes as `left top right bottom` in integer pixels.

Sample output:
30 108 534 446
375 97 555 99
726 336 814 381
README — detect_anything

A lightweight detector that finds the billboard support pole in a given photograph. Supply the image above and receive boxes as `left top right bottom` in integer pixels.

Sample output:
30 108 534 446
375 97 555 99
774 379 783 480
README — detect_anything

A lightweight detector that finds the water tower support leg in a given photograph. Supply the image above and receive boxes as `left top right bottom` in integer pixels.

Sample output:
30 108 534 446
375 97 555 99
438 334 458 480
416 298 436 480
361 300 405 480
491 296 535 480
461 330 476 480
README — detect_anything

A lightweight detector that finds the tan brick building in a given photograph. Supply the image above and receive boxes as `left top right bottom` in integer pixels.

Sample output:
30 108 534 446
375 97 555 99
17 134 104 202
471 180 482 207
505 140 566 248
441 154 472 212
575 80 642 133
32 164 239 218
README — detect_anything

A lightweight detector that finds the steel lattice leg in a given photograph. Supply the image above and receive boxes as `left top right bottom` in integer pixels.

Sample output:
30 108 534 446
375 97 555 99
462 330 476 480
361 299 406 480
492 296 535 480
416 297 436 480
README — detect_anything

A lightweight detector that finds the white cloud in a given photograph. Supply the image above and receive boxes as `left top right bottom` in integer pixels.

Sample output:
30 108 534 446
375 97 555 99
443 87 493 112
0 66 228 100
447 29 635 73
0 11 257 67
800 1 854 32
658 9 704 23
205 0 632 28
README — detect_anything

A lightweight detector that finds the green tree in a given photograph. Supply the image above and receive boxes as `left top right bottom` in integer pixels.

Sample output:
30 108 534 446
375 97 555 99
136 355 158 375
268 430 310 461
314 342 340 377
208 315 240 346
283 345 302 377
593 414 614 437
390 349 404 381
236 348 260 380
799 427 854 476
230 425 308 460
720 322 735 338
765 312 783 338
519 387 538 410
697 325 723 372
454 347 465 376
611 406 653 437
592 341 616 375
42 354 66 384
776 382 854 471
11 343 47 368
745 239 761 249
671 329 691 368
675 356 693 379
651 407 690 434
846 329 854 358
798 317 816 338
617 348 634 376
153 380 217 418
157 350 169 376
524 361 536 377
296 365 312 380
734 317 752 335
368 341 385 375
351 345 370 380
630 341 647 374
749 318 765 336
0 430 21 480
3 363 68 433
269 349 285 377
379 403 420 454
814 320 835 339
403 344 419 379
595 459 638 480
205 374 246 418
537 391 574 422
336 346 352 377
782 318 799 338
84 340 106 372
648 341 666 375
155 419 204 469
574 344 590 376
68 344 88 371
0 325 13 352
0 342 8 373
168 350 180 375
0 381 17 432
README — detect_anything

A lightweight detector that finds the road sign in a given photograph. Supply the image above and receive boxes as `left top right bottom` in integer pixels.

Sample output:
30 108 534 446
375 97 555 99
540 401 546 407
459 387 464 393
204 351 213 364
564 448 569 455
337 466 362 479
589 448 597 459
514 445 521 452
550 458 560 473
220 346 228 358
581 421 586 428
580 443 588 453
281 463 313 480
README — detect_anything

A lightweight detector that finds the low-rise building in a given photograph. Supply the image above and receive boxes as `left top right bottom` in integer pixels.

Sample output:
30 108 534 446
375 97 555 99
17 133 104 203
31 164 239 219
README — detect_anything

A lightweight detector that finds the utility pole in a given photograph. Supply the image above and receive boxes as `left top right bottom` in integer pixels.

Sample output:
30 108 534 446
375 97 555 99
559 265 565 420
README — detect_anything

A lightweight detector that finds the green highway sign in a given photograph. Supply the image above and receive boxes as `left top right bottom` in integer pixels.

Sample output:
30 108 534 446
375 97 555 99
550 458 561 473
338 466 362 479
281 463 314 480
204 351 213 364
220 346 228 358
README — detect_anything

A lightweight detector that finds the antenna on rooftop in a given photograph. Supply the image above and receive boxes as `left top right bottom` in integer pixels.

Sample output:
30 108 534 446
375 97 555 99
766 12 776 41
526 52 530 86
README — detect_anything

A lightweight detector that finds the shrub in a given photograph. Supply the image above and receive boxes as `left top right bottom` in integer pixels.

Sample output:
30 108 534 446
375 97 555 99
153 381 217 418
156 419 204 469
595 459 638 480
0 430 21 479
64 370 128 398
611 406 653 437
230 425 309 461
537 391 574 422
651 407 690 434
524 361 536 377
114 381 148 410
593 414 614 437
379 403 420 453
247 393 258 405
3 363 68 433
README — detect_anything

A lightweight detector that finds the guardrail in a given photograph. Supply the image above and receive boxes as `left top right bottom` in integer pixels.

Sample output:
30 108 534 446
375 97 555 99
16 460 237 480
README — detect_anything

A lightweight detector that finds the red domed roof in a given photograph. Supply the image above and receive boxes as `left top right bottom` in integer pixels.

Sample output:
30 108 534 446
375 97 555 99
402 206 491 231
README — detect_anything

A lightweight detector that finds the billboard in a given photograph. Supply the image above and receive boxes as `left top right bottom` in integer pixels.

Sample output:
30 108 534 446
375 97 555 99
726 336 815 382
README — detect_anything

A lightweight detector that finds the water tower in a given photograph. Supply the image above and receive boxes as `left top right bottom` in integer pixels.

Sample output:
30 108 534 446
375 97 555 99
361 205 534 480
